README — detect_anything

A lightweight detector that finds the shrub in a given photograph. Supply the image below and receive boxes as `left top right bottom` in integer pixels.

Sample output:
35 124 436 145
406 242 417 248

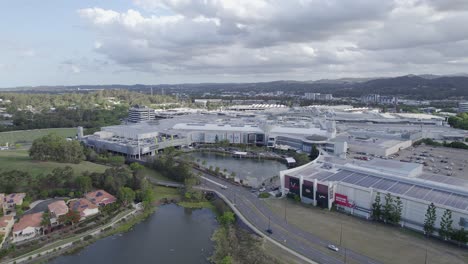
258 193 271 198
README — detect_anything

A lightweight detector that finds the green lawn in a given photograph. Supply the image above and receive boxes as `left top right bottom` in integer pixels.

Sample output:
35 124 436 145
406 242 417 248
152 186 181 201
178 201 214 209
0 149 109 176
0 128 77 145
139 167 171 182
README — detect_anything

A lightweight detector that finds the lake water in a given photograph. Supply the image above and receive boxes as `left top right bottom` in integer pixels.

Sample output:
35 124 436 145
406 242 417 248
49 204 218 264
188 152 287 187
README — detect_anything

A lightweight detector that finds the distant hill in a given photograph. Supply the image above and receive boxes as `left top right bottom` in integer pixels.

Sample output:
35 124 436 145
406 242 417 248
2 74 468 99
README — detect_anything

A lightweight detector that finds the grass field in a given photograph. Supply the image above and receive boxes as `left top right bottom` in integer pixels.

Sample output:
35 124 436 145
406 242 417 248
0 128 77 145
264 198 468 264
152 186 181 201
139 167 171 182
0 149 109 176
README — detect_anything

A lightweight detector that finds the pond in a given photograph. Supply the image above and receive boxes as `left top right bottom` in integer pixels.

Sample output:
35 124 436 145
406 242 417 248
49 204 218 264
187 151 287 187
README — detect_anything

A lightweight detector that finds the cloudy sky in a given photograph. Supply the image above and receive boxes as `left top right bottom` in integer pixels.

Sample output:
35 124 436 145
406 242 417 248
1 0 468 87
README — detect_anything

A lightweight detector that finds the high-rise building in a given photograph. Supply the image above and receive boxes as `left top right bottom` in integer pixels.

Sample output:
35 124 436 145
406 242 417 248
304 93 333 101
128 105 155 123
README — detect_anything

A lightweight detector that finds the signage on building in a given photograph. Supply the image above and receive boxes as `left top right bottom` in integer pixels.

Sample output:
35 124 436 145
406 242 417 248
289 177 300 195
302 181 314 199
335 193 354 208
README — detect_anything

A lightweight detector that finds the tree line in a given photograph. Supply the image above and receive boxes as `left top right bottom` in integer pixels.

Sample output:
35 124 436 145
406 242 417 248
29 133 85 163
0 105 128 132
372 193 467 245
448 113 468 130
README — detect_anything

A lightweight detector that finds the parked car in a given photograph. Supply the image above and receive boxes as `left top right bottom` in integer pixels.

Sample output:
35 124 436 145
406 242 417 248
327 244 339 252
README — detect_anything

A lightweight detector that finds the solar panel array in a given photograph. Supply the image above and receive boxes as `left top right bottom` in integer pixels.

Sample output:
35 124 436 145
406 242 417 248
301 169 468 211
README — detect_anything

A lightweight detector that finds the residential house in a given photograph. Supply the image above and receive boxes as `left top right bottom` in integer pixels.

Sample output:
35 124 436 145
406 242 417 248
12 212 43 243
69 199 99 221
2 193 26 215
47 200 69 226
0 215 14 247
85 190 117 206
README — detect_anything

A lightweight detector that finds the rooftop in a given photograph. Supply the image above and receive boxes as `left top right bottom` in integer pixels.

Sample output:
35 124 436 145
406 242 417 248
48 200 68 216
85 190 117 206
13 212 43 232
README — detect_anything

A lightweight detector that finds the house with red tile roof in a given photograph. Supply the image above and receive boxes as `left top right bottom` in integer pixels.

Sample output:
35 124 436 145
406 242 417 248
48 200 69 226
85 190 117 206
69 199 99 221
12 212 43 243
0 215 14 247
2 193 26 215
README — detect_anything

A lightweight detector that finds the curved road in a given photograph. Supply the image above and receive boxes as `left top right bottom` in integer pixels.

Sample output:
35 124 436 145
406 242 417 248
196 172 381 264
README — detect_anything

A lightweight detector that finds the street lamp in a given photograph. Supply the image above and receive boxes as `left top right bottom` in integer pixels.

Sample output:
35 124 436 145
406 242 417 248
340 222 347 263
284 198 287 223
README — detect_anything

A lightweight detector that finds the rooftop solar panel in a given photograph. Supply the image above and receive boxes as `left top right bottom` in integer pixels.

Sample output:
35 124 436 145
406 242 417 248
406 185 432 200
342 173 367 185
314 171 334 180
326 171 354 182
445 194 468 210
388 182 414 195
357 176 382 188
425 189 451 205
372 178 397 191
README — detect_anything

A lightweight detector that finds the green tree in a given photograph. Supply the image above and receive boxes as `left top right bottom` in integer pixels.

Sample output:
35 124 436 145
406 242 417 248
372 192 382 221
439 209 453 240
15 205 24 217
41 210 51 234
218 212 235 226
423 203 437 236
383 193 394 224
309 145 320 160
118 187 136 207
59 210 80 226
393 197 403 225
220 255 232 264
129 162 144 171
29 133 84 163
75 175 92 193
451 228 468 246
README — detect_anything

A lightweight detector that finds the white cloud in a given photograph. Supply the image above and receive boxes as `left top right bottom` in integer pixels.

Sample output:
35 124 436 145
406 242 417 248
76 0 468 80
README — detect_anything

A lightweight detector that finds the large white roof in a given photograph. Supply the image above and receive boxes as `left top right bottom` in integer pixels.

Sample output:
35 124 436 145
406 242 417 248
173 123 264 133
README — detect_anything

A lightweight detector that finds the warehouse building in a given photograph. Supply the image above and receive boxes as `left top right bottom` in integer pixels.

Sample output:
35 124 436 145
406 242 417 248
280 158 468 234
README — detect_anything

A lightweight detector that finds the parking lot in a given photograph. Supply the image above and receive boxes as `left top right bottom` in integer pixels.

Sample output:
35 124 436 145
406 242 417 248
397 145 468 180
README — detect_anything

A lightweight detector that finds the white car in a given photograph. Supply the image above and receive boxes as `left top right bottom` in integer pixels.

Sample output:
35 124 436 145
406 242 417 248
327 244 339 252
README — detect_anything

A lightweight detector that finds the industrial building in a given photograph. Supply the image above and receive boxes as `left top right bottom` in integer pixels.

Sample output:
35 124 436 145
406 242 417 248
280 157 468 234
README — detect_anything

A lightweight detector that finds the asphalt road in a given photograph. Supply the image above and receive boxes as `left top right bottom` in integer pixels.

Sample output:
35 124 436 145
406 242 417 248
197 172 381 264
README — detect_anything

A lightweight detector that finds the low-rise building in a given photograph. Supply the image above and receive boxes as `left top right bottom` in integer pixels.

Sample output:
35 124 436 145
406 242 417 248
69 199 99 221
0 215 14 247
2 193 26 215
48 200 69 226
85 190 117 206
12 212 43 243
